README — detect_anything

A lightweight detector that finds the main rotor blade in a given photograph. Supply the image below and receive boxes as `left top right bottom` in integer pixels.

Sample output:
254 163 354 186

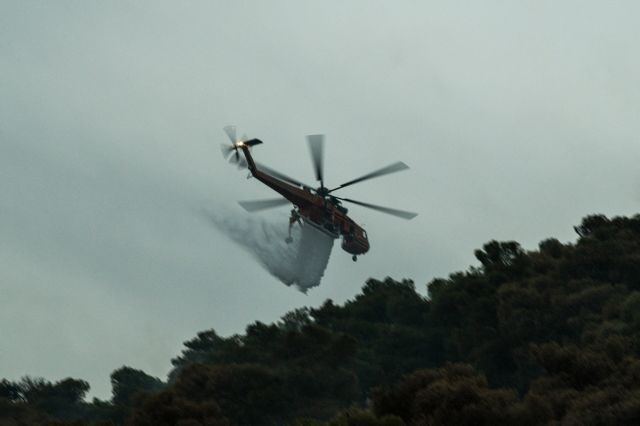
255 162 309 188
307 134 325 186
238 198 290 212
329 161 409 193
335 196 418 220
223 125 237 143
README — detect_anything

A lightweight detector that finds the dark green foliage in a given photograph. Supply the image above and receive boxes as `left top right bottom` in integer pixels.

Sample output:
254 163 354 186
0 379 22 402
111 367 164 407
6 213 640 425
0 376 90 421
372 363 519 425
126 365 234 426
0 395 52 425
293 411 404 426
108 367 165 422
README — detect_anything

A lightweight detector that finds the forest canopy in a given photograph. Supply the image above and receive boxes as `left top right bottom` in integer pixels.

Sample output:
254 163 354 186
3 214 640 425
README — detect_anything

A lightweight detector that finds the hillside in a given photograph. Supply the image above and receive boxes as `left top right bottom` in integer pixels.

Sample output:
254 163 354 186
3 214 640 425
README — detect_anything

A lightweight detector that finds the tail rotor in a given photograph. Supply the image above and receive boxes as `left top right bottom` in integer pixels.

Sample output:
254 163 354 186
221 125 250 169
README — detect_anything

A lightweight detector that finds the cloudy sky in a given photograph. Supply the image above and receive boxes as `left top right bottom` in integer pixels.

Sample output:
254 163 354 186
2 1 640 398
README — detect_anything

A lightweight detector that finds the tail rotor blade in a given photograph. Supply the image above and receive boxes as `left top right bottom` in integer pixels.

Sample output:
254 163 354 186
236 157 248 169
220 143 234 159
307 134 325 186
228 152 239 165
335 196 418 220
238 198 290 212
329 161 409 193
223 125 237 143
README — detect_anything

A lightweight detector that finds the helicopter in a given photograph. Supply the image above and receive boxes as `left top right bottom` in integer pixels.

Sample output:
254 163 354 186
220 126 417 261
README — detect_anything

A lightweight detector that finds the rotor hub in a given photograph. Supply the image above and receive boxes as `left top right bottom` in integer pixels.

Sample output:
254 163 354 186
316 187 330 197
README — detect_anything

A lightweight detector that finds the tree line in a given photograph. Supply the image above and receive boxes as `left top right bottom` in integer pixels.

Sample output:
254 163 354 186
3 214 640 425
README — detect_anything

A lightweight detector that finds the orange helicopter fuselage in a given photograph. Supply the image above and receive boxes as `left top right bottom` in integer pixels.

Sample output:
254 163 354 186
240 144 370 256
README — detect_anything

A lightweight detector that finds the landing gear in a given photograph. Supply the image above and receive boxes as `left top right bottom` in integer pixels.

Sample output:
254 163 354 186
352 255 357 262
286 209 302 243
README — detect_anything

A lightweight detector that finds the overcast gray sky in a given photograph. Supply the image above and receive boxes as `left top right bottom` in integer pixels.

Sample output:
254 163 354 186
2 1 640 398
